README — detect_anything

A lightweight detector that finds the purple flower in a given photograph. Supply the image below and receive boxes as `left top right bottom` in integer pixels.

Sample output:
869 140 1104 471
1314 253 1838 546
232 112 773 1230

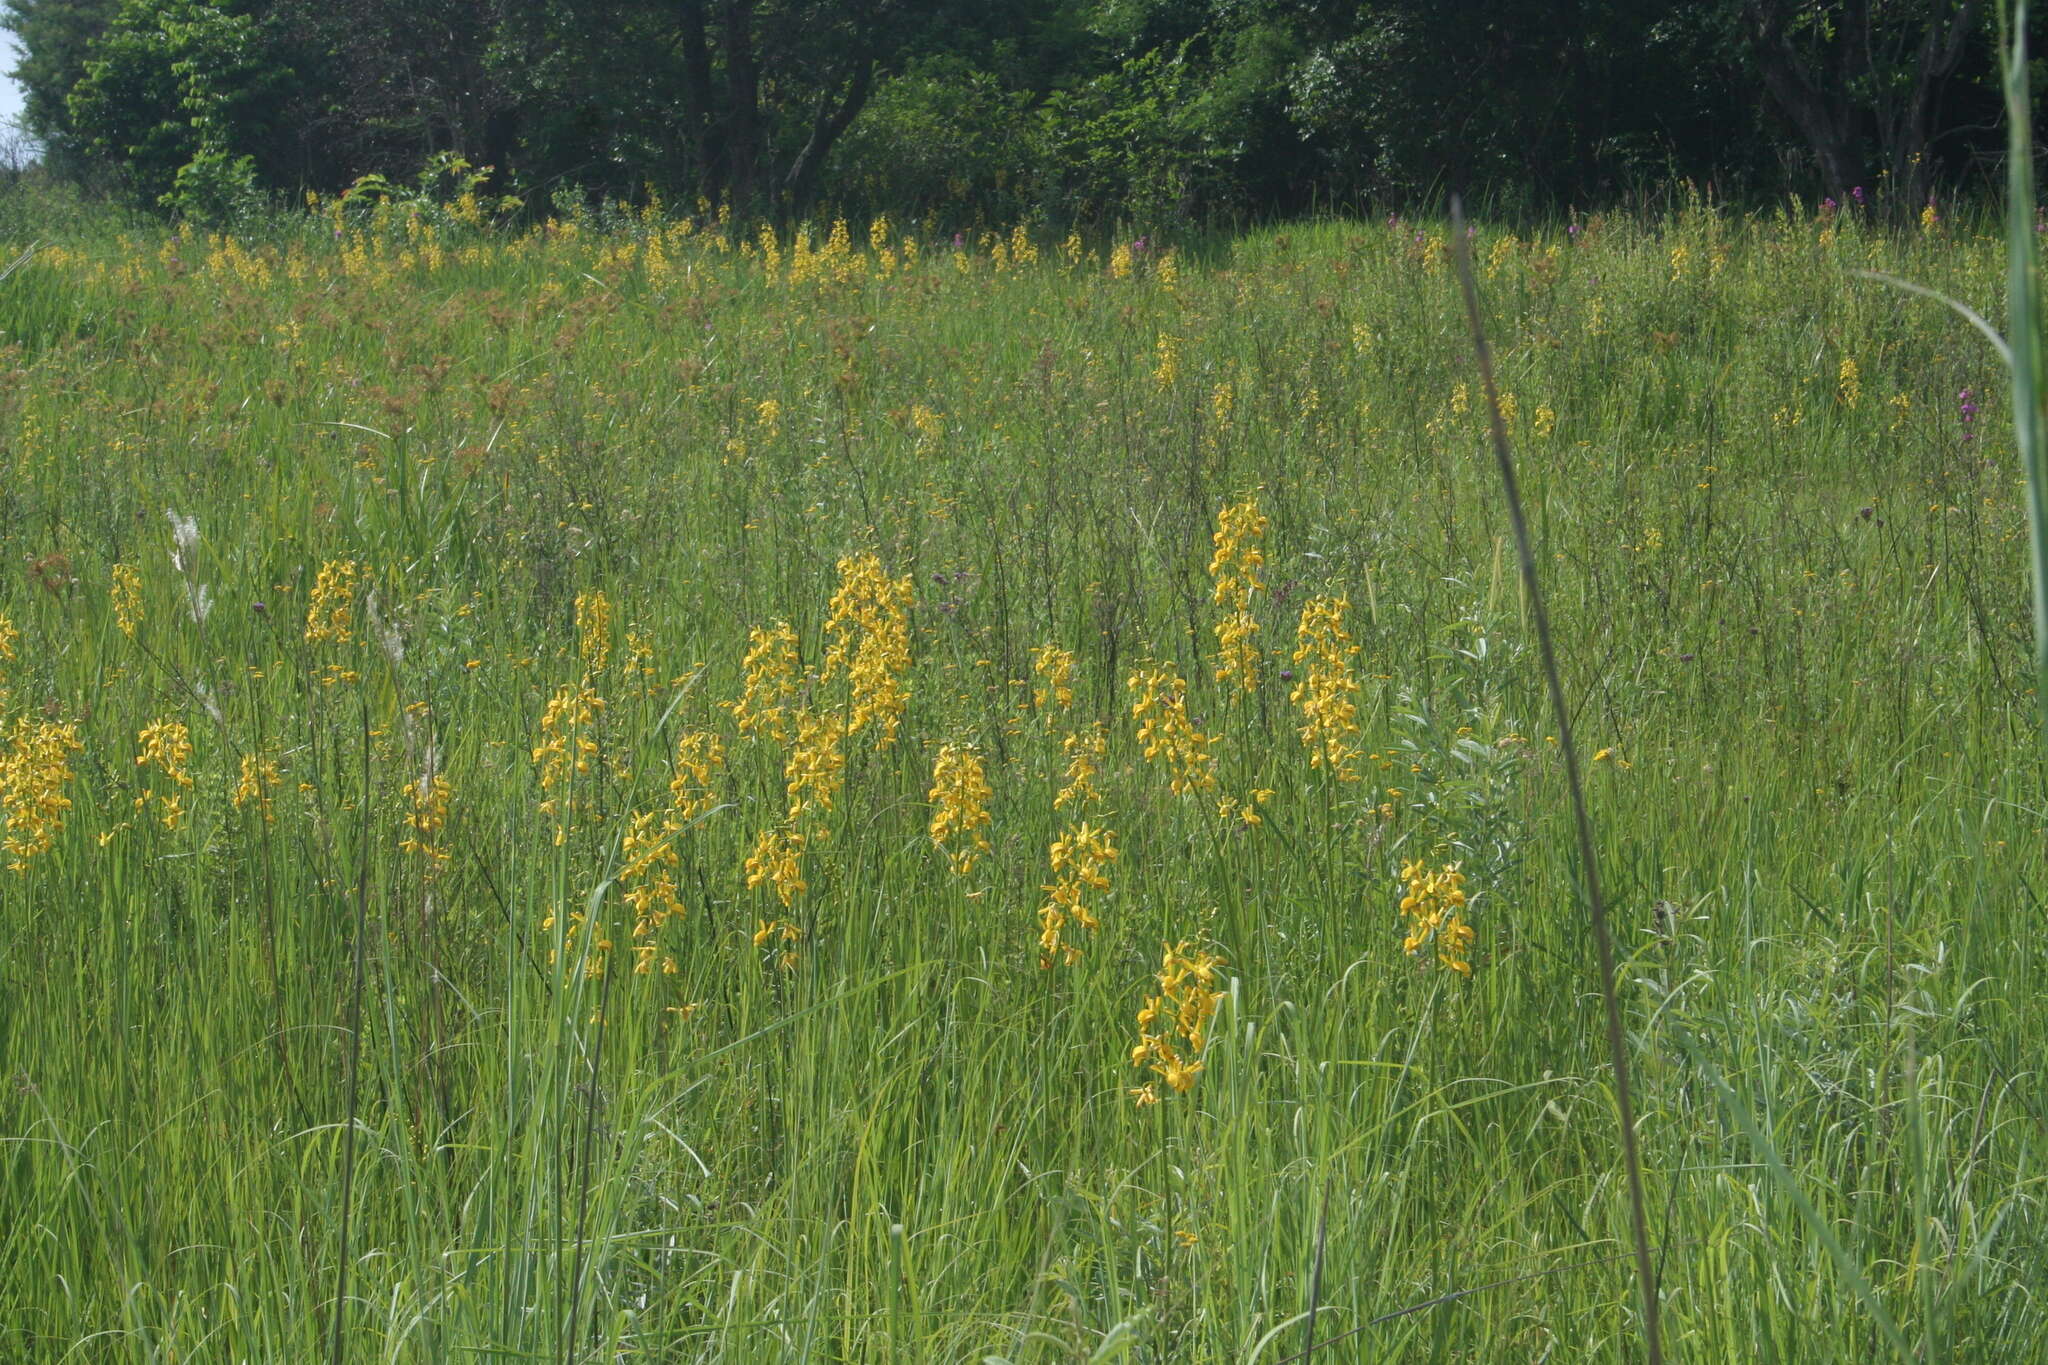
1850 186 1866 205
1567 223 1580 237
1822 197 1837 211
1133 235 1150 254
952 232 964 249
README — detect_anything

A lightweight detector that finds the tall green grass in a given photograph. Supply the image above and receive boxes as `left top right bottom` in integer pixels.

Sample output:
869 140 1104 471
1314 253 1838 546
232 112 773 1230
0 195 2042 1361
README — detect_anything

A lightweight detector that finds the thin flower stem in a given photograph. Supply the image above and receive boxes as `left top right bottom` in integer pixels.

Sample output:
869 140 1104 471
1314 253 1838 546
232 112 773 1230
1449 197 1662 1365
328 700 372 1365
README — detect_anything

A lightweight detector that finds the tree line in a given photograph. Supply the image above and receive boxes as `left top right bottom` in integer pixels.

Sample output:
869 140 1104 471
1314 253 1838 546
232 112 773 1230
0 0 2016 225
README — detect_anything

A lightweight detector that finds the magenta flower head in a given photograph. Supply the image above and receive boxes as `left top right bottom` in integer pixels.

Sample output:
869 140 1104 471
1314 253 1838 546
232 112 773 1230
1822 197 1837 211
952 232 964 249
1567 223 1580 236
1850 185 1866 206
1133 235 1150 254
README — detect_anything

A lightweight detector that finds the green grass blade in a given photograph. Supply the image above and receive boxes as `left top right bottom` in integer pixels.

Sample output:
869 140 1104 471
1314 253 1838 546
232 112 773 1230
2002 0 2048 735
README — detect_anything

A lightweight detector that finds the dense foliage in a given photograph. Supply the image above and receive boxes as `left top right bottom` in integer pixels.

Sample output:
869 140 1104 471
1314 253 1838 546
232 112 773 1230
0 0 2022 223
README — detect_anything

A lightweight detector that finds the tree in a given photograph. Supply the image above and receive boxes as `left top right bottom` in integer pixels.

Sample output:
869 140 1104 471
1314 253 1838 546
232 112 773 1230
3 0 119 177
494 0 969 219
67 0 292 213
1735 0 1981 206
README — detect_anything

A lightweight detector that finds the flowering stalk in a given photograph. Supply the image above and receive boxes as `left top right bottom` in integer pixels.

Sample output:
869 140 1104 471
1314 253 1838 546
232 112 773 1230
1129 941 1225 1106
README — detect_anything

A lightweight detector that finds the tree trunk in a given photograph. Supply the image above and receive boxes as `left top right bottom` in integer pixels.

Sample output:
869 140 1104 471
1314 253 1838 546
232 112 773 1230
782 59 873 219
677 0 720 202
1746 0 1865 196
720 0 763 218
1745 0 1978 212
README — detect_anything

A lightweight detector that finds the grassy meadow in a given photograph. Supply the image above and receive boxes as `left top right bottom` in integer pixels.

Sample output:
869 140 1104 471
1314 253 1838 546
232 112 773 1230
1 193 2045 1361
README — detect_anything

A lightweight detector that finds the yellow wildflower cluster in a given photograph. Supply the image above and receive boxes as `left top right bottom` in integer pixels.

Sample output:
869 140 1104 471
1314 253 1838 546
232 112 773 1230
1211 381 1235 428
620 808 685 975
822 553 914 747
1128 662 1217 796
1837 356 1861 408
1291 595 1362 780
233 751 281 823
304 560 359 645
668 729 725 825
1129 941 1226 1106
1397 860 1475 976
928 742 993 875
730 620 801 741
1032 643 1076 717
576 590 613 672
1215 788 1274 828
619 630 658 695
1 715 83 870
134 718 194 830
110 563 143 637
783 708 847 824
1208 496 1267 691
532 682 605 844
743 707 846 917
1055 723 1107 810
400 771 453 866
593 729 726 977
751 913 804 971
1152 333 1180 388
1038 820 1116 968
744 826 808 910
542 900 613 978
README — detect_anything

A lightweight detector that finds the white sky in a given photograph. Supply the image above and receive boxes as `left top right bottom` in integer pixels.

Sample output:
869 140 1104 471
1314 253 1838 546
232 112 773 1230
0 34 21 126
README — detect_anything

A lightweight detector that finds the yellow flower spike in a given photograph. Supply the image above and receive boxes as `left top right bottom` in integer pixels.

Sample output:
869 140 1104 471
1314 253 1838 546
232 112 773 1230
1292 596 1362 780
304 560 359 645
1 716 84 871
399 771 453 866
109 564 143 637
1038 820 1118 968
1208 495 1268 691
667 729 726 826
575 590 613 673
822 553 914 748
783 708 846 824
1130 939 1226 1104
1055 724 1107 810
928 742 993 876
728 621 800 742
532 682 606 844
1031 643 1076 716
1128 662 1218 796
1396 859 1478 976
